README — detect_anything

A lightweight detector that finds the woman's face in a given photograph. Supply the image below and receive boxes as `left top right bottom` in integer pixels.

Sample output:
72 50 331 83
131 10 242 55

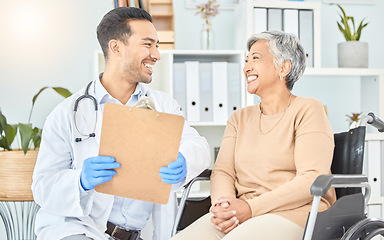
243 40 280 96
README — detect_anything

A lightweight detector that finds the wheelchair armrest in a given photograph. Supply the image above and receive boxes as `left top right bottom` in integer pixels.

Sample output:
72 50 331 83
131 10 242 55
304 174 370 240
172 169 212 236
184 169 212 189
311 174 368 196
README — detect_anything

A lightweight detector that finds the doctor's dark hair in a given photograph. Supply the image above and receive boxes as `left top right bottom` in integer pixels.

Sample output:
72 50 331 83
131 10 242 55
97 7 152 61
246 31 306 90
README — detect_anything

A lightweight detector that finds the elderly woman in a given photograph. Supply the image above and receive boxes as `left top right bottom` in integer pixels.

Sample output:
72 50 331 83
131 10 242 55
171 30 336 240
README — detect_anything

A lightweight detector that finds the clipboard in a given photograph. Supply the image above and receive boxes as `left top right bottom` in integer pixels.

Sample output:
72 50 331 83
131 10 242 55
95 103 184 204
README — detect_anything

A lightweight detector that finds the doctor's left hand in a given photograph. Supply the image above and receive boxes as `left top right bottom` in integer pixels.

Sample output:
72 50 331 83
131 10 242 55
159 152 187 184
80 156 121 191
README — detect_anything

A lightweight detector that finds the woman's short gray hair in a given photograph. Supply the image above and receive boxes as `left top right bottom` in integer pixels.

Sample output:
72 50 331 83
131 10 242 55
246 31 306 90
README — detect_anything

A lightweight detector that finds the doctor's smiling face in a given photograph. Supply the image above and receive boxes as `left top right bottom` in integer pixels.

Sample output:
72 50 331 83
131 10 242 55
119 19 160 84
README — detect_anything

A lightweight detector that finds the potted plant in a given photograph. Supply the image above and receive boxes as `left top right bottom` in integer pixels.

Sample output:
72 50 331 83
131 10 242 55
0 87 71 201
336 4 369 68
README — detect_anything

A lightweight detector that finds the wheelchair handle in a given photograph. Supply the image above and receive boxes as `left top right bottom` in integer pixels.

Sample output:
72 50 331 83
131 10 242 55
361 112 384 132
367 112 384 132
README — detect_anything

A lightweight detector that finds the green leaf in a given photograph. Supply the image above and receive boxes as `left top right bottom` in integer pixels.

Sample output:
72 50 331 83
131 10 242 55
338 5 350 29
343 18 352 40
29 87 48 123
52 87 72 98
336 4 368 41
337 22 349 41
0 111 16 150
0 110 7 134
6 124 17 148
337 5 352 41
31 87 48 109
18 123 33 154
29 86 72 123
350 16 356 36
356 21 368 41
32 127 42 149
0 136 10 150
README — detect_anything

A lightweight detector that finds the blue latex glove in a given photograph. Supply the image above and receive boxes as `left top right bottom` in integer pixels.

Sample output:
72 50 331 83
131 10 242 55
159 152 187 184
80 156 120 191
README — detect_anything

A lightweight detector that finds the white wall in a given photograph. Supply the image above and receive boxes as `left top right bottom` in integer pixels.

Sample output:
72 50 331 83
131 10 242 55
0 0 383 238
0 0 112 130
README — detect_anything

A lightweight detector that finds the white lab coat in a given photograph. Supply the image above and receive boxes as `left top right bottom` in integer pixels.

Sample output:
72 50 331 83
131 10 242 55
32 80 210 240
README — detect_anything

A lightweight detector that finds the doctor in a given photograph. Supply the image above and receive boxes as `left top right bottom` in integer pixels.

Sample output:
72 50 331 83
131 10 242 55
32 7 210 240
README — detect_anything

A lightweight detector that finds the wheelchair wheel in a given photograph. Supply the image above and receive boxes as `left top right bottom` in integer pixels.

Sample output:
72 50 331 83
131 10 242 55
341 218 384 240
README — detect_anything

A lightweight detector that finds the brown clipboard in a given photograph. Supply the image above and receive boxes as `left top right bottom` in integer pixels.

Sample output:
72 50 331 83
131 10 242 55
95 103 184 204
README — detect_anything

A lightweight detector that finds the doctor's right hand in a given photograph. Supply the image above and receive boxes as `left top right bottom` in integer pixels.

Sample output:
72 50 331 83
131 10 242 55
80 156 120 191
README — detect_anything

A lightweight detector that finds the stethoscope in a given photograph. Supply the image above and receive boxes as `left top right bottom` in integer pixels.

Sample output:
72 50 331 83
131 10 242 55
73 81 155 143
74 81 98 142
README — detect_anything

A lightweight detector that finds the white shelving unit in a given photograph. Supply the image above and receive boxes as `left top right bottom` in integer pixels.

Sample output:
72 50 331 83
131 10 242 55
152 49 246 101
305 68 384 121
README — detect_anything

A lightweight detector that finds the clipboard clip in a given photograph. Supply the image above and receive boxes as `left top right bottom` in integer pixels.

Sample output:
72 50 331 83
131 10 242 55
135 95 156 111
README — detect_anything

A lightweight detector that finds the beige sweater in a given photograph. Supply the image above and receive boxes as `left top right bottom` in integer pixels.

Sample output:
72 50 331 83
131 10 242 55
211 96 336 228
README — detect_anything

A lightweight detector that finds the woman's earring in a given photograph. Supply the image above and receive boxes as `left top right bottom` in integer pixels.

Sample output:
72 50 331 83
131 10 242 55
279 75 283 81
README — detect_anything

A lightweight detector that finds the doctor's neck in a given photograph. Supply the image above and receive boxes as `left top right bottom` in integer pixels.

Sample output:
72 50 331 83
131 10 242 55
101 70 137 105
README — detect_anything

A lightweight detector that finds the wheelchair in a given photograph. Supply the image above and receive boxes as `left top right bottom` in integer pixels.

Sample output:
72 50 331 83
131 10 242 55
172 112 384 240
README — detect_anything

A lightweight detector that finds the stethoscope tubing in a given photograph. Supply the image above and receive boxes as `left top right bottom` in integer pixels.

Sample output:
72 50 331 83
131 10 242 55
74 81 98 142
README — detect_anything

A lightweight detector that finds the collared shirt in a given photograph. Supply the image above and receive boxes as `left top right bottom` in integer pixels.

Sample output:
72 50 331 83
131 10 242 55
94 77 154 231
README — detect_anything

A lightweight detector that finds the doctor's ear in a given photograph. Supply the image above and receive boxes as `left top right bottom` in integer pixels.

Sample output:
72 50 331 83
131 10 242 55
108 39 120 55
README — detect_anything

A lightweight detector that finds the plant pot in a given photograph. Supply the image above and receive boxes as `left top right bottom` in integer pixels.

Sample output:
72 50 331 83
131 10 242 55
0 149 38 201
338 41 368 68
